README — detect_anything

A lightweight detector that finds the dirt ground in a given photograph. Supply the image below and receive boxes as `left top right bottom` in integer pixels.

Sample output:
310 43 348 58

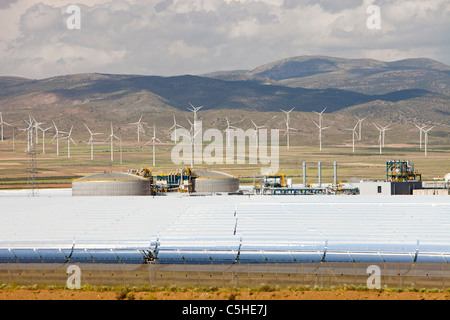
1 288 449 300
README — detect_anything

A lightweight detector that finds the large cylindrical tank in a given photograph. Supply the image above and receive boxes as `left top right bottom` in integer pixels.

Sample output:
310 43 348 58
72 172 152 196
192 170 239 193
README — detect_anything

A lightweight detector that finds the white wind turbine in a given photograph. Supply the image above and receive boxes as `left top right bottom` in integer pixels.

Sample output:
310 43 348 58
313 108 328 151
105 123 121 162
423 125 435 157
51 121 66 156
187 103 203 122
356 116 365 141
373 123 383 154
381 124 390 147
62 125 77 158
169 114 183 142
40 126 53 154
22 116 34 152
346 122 359 153
181 117 201 169
223 117 236 147
145 123 162 167
32 117 44 144
250 119 266 148
414 123 427 150
0 112 12 142
85 123 102 160
130 115 146 143
281 107 296 150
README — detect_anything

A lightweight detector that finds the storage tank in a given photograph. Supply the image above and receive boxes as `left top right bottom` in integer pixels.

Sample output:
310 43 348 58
72 172 153 196
192 170 239 194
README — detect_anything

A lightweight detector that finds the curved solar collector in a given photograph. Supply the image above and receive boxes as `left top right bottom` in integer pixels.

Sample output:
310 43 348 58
1 191 450 264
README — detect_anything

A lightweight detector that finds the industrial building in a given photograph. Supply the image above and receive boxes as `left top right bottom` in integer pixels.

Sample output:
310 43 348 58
359 180 423 195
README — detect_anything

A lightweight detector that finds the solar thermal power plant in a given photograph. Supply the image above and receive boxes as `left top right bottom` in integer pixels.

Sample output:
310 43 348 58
1 190 450 264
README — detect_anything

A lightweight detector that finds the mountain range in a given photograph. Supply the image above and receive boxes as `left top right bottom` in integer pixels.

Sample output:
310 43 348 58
0 55 449 129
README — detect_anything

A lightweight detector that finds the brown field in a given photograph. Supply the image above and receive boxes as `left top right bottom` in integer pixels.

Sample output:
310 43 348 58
1 287 449 300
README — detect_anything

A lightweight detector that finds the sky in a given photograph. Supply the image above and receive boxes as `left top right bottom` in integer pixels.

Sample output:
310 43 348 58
0 0 449 79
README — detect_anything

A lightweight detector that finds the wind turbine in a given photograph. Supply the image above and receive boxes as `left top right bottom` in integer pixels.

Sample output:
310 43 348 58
51 121 66 156
130 115 146 143
145 123 162 167
381 124 390 147
169 114 183 142
313 108 328 151
373 123 383 154
0 112 12 142
281 107 296 150
40 126 53 154
23 116 34 152
187 103 203 122
105 123 121 162
250 119 266 148
423 125 435 157
32 117 44 144
223 117 236 147
414 123 427 150
356 116 365 141
346 122 359 153
62 125 77 158
85 123 102 160
180 117 201 169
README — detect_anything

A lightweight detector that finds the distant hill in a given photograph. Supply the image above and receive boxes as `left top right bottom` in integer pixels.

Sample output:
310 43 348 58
0 55 449 131
205 56 450 96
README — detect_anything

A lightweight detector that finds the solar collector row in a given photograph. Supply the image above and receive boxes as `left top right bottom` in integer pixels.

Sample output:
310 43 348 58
1 193 450 264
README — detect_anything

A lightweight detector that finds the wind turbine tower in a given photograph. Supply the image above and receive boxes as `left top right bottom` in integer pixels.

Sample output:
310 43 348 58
0 112 12 142
40 126 53 154
281 107 295 150
414 124 427 150
373 123 383 154
52 121 66 157
223 117 236 147
250 119 266 148
146 123 162 167
105 123 121 162
85 123 102 160
356 116 365 141
423 126 435 157
63 125 77 158
131 115 146 143
169 115 183 143
346 122 359 153
313 108 328 151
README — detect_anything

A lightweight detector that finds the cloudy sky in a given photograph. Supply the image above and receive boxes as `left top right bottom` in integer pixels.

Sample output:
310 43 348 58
1 0 449 79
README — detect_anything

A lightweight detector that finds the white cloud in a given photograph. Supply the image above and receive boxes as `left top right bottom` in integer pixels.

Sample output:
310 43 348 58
0 0 449 79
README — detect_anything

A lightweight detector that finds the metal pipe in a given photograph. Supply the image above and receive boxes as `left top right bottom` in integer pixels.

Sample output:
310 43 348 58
318 162 322 188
